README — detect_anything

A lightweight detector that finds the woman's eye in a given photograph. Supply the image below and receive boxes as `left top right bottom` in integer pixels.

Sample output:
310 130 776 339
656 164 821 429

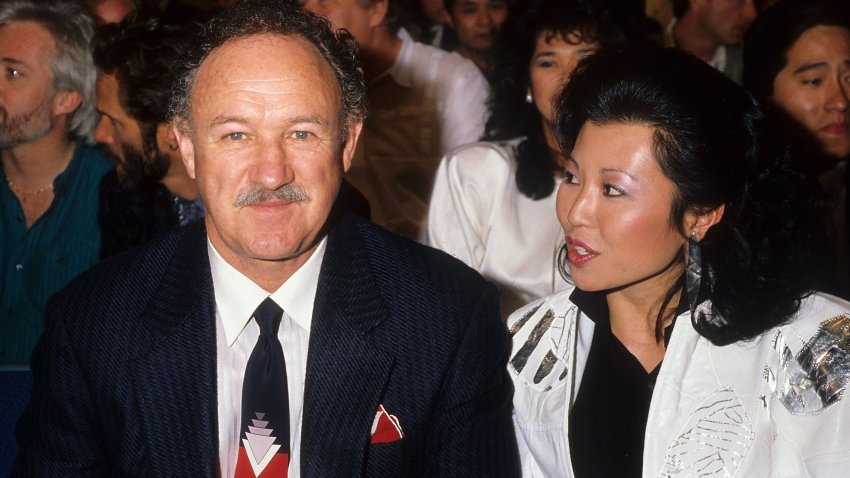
602 184 624 196
562 169 578 184
537 60 555 68
801 77 823 86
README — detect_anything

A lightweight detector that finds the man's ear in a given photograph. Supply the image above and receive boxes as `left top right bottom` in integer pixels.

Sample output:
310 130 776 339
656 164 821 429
688 204 725 241
172 120 196 179
51 89 82 116
157 122 180 154
689 0 709 15
445 10 455 29
341 121 364 173
368 0 389 28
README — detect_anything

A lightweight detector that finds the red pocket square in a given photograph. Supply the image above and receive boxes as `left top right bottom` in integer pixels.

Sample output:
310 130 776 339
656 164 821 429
370 404 404 443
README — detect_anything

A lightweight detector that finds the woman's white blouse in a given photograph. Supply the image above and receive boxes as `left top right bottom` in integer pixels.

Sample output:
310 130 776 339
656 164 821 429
508 287 850 477
427 140 568 316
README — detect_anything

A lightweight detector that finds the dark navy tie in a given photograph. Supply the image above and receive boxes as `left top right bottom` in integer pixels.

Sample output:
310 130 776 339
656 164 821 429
235 297 289 477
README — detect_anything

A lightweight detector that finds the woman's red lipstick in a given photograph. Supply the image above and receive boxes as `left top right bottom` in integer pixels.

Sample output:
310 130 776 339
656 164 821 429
566 236 598 267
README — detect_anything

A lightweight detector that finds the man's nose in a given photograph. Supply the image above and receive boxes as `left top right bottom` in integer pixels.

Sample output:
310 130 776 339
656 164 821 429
93 115 113 146
824 73 850 113
251 139 294 190
742 0 758 23
477 9 492 27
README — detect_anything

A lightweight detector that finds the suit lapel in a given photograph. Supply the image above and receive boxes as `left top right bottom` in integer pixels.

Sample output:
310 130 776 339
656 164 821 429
132 224 219 476
301 216 394 477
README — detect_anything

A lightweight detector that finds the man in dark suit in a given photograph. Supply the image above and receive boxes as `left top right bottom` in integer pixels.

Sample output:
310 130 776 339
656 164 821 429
13 1 519 476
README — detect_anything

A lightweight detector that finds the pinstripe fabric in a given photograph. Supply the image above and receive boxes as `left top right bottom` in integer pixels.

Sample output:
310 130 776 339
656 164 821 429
0 141 112 365
13 214 520 476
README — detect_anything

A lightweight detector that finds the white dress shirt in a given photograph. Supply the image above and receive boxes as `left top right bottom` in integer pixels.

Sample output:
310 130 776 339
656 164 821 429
211 238 326 478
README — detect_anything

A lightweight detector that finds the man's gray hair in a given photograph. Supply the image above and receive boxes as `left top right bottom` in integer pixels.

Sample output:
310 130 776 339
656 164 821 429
168 0 366 140
0 0 98 143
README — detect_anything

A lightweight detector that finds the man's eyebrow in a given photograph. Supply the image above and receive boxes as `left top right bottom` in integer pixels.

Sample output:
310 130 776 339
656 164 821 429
96 109 122 125
793 62 827 75
1 57 26 66
207 114 329 127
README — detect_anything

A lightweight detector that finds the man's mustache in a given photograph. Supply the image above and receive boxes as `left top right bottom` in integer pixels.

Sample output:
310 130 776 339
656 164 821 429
233 183 310 207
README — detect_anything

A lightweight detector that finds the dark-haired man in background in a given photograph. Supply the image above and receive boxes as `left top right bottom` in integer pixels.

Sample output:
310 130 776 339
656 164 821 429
92 17 204 258
666 0 758 83
303 0 489 241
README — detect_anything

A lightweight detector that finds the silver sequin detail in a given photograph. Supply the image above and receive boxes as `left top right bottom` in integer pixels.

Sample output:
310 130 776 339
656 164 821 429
766 314 850 415
533 350 558 384
661 388 754 477
509 303 542 337
509 305 572 392
510 309 555 374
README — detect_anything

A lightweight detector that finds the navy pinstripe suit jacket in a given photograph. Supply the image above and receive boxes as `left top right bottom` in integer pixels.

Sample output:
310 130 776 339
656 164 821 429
13 214 520 477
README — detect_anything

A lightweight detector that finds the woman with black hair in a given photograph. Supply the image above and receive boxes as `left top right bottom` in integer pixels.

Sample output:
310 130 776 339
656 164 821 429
509 44 850 477
426 0 638 317
743 0 850 298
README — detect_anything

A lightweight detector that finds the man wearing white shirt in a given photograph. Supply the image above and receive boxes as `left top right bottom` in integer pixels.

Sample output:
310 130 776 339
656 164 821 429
14 1 519 476
304 0 490 240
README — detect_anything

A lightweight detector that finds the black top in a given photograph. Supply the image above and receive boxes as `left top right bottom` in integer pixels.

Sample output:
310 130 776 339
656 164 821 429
568 288 683 478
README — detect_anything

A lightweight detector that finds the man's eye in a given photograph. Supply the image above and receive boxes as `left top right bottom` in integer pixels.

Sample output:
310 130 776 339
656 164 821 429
227 132 246 141
802 78 823 86
6 67 20 79
292 131 311 140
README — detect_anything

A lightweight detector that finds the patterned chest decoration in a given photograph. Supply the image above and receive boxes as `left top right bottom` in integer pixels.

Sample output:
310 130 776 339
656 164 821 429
765 314 850 415
661 388 755 477
508 303 573 392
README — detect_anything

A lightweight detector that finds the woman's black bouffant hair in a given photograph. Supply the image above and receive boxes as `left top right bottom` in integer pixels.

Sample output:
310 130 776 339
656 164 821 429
556 45 831 345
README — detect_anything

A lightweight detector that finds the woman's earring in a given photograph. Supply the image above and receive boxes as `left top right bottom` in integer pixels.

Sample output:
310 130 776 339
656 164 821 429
686 232 702 315
557 243 570 282
525 90 533 104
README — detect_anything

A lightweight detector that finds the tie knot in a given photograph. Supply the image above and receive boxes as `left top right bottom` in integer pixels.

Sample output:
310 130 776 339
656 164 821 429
253 297 283 337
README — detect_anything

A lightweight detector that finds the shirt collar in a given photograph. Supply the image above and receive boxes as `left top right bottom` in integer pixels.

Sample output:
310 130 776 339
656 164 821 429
664 18 726 72
13 139 85 197
569 286 693 346
208 237 327 346
372 27 414 89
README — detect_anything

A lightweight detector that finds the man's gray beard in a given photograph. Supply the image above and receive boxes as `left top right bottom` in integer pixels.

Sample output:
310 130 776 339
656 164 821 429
233 183 310 207
0 100 53 149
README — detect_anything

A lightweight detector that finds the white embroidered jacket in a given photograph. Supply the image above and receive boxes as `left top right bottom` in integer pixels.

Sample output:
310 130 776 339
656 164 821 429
508 287 850 477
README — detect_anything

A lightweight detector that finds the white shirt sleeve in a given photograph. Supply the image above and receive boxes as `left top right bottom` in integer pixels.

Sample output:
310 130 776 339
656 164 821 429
426 143 510 269
436 57 489 154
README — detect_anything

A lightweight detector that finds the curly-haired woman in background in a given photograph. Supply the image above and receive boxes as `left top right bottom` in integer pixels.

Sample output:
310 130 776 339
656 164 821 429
509 44 850 477
426 0 647 317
